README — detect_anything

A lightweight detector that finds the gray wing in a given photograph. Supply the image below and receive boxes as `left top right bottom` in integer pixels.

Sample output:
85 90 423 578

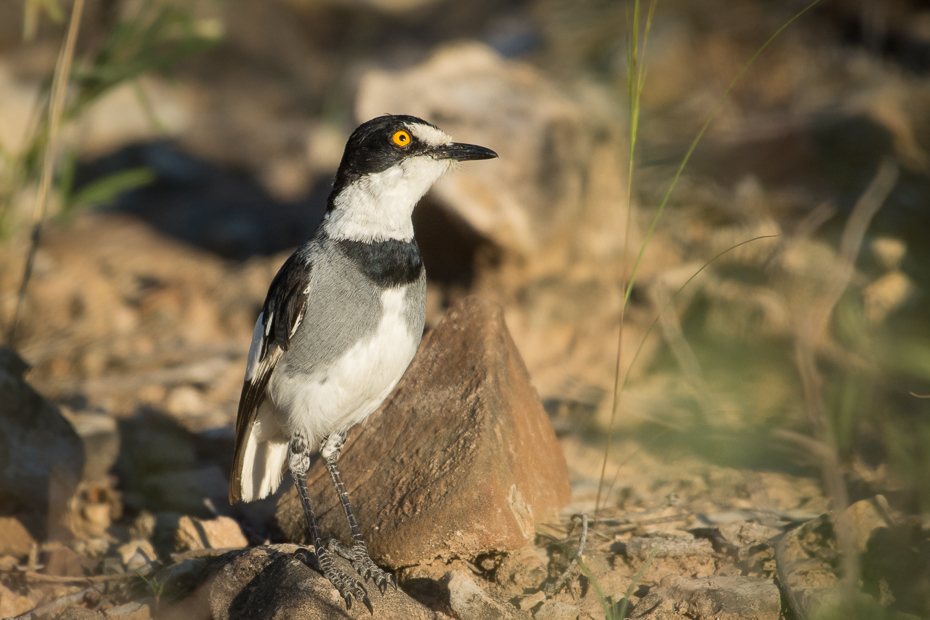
229 250 312 503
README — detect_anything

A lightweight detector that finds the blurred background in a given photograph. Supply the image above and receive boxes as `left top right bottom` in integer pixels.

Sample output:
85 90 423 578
1 0 929 615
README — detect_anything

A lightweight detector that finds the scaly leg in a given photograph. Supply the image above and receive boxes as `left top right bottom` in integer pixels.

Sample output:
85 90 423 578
289 433 372 613
321 433 397 594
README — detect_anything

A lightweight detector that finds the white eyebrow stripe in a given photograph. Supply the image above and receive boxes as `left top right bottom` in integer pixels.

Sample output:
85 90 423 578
407 123 452 147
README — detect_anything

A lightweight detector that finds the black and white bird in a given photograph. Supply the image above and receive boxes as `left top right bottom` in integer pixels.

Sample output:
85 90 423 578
229 114 497 611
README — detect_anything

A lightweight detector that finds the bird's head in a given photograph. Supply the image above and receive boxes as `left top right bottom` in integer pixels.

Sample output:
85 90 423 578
325 115 497 242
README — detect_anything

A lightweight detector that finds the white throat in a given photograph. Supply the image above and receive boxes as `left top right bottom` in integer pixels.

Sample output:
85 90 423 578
324 155 454 242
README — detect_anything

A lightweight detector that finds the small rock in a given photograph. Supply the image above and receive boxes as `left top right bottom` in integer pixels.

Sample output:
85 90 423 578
275 297 571 567
67 411 120 482
870 236 907 271
845 496 895 553
118 540 157 570
130 511 157 541
396 558 473 613
515 591 546 611
0 516 36 556
624 535 714 560
0 581 34 618
82 502 113 531
0 347 84 541
201 544 440 619
863 271 916 323
716 522 781 549
774 496 902 619
535 600 579 620
496 545 549 591
773 512 843 617
165 385 206 417
105 600 153 619
630 575 781 620
174 515 248 552
58 608 106 620
446 570 528 620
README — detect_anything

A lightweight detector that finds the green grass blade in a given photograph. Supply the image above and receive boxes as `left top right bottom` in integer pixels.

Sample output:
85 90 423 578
66 167 156 210
624 0 820 309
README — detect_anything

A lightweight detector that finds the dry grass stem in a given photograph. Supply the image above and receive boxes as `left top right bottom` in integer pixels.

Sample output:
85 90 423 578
7 0 86 346
794 157 899 593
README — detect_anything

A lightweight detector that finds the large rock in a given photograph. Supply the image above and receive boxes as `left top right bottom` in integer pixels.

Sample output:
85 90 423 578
168 544 444 620
275 296 571 567
356 42 631 261
0 348 83 542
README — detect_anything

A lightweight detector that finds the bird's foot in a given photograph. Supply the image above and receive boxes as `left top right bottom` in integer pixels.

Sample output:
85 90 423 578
329 539 397 595
308 545 373 613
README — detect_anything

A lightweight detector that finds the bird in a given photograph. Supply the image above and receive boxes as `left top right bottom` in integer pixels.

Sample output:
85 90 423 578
228 114 497 612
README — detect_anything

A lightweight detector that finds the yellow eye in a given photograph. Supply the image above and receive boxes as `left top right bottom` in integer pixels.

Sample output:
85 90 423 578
392 130 411 146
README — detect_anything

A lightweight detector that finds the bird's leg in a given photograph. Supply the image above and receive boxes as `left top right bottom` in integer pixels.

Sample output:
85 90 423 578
289 433 372 613
320 433 397 594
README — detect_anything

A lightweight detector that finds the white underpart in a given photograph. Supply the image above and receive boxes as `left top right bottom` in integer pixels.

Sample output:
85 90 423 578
238 402 288 501
269 286 419 446
325 155 455 242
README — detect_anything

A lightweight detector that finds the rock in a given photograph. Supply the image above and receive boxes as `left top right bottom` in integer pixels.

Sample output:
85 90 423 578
624 535 714 560
174 515 249 552
58 608 106 620
515 591 546 611
105 600 153 619
535 600 579 620
0 516 36 556
202 544 441 619
165 385 207 417
0 581 34 618
774 497 903 619
445 570 529 620
81 501 114 538
845 495 894 553
275 296 571 567
716 522 781 549
714 522 780 574
863 270 916 323
870 235 907 271
395 558 473 614
117 540 157 571
0 347 84 541
495 545 549 592
356 43 631 261
630 575 781 620
66 411 120 482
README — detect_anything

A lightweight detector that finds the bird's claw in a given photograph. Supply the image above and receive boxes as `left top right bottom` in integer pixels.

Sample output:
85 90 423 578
329 539 397 594
312 545 373 614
